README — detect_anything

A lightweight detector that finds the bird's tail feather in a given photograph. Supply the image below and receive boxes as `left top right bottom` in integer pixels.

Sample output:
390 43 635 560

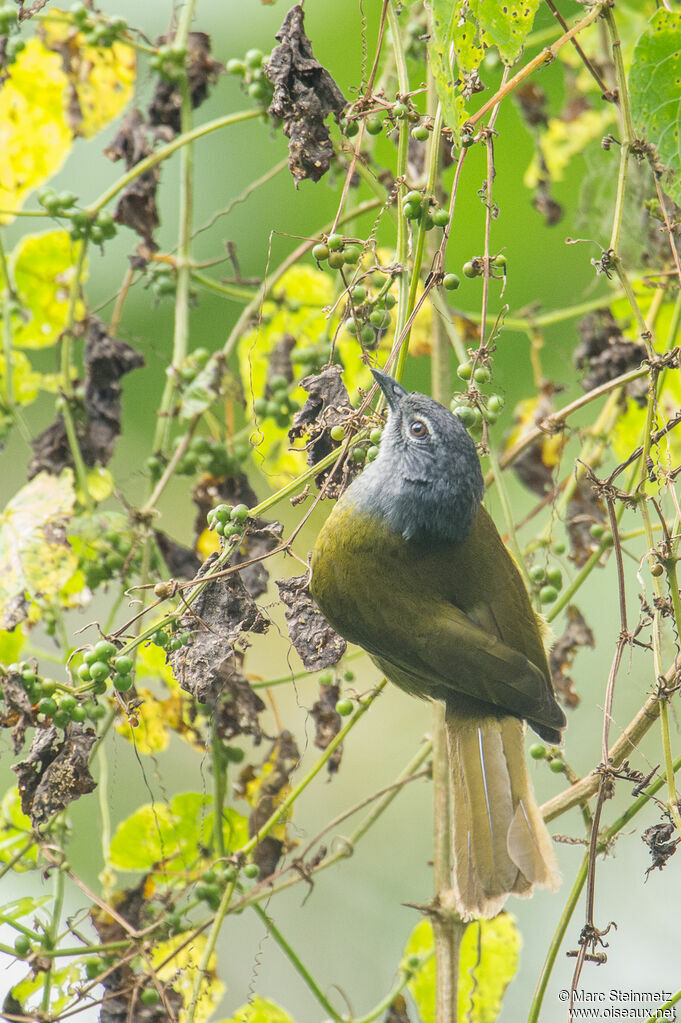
446 711 559 919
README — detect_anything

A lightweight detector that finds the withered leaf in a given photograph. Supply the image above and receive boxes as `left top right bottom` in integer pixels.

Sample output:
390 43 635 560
507 386 565 497
276 574 346 671
169 554 268 709
289 366 359 496
12 724 96 828
267 4 346 184
386 995 412 1023
642 821 678 878
28 318 145 478
105 109 163 247
567 478 607 567
266 333 296 392
549 605 594 709
575 310 647 401
148 32 223 136
0 668 34 754
310 682 342 773
247 730 300 878
154 530 201 581
214 657 266 744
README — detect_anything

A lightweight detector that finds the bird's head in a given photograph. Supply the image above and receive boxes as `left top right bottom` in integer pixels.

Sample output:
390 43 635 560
345 369 484 543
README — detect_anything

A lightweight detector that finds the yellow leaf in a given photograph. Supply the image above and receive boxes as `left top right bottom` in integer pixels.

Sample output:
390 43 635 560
0 15 135 221
218 997 295 1023
152 933 225 1023
0 39 72 220
40 17 136 139
9 230 87 350
0 351 42 405
405 914 521 1023
85 466 114 502
524 108 614 189
0 470 77 628
115 686 197 755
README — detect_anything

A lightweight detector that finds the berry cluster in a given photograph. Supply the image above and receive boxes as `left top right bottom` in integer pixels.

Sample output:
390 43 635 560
70 3 128 46
77 640 135 693
82 527 143 591
345 280 396 350
318 667 356 716
195 858 258 910
401 189 450 231
529 743 566 774
149 43 186 83
450 360 503 436
37 189 117 244
226 48 273 108
528 563 564 606
6 663 90 727
312 234 363 271
291 337 332 379
148 625 192 654
207 501 250 540
253 374 301 429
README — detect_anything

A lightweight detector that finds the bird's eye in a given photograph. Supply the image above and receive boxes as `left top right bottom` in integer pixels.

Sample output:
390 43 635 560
409 419 428 438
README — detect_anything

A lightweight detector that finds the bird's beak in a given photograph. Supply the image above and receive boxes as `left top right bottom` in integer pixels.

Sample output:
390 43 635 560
371 368 408 411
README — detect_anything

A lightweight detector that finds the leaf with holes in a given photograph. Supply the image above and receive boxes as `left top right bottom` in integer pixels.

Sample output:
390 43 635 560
472 0 540 65
629 10 681 207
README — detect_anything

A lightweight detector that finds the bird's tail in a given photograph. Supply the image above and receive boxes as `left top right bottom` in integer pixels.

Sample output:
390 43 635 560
445 711 560 919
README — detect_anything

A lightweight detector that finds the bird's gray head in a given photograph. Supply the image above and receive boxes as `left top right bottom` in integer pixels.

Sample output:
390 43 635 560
346 368 484 543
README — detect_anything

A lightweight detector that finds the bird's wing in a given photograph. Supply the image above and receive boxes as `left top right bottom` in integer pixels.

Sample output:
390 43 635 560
372 599 565 734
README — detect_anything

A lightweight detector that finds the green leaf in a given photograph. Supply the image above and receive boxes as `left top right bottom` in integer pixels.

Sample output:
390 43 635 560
630 10 681 206
471 0 540 65
429 2 470 134
0 787 38 870
405 914 521 1023
9 230 87 350
217 996 295 1023
11 962 82 1015
0 894 51 922
108 792 248 871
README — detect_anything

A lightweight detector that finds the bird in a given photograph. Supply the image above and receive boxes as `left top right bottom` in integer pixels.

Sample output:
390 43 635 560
310 367 566 919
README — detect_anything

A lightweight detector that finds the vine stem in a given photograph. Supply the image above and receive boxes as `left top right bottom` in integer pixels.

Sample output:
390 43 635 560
184 879 236 1023
237 681 387 858
252 904 343 1022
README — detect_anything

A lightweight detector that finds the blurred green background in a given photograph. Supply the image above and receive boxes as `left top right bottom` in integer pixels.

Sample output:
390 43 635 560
1 0 678 1019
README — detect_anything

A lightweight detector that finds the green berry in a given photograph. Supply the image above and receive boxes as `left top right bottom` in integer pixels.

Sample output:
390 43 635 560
113 674 133 692
328 251 345 269
345 319 358 336
443 273 460 291
369 428 383 444
78 664 92 682
319 670 333 685
366 445 380 461
351 285 366 303
90 660 111 683
53 709 71 728
343 245 362 265
21 668 36 685
589 522 605 540
336 698 353 716
114 655 133 675
342 118 359 137
539 585 558 605
366 116 383 135
230 503 249 522
312 243 329 262
402 201 421 221
38 697 58 717
140 989 161 1006
549 757 565 774
327 233 344 251
552 541 567 555
529 565 546 584
60 695 77 712
14 934 31 957
529 743 547 760
351 446 366 463
244 863 260 879
473 365 491 384
245 48 264 68
404 189 422 206
330 424 345 442
463 260 479 278
214 504 231 524
71 706 87 723
41 678 57 695
431 207 450 228
225 745 245 763
94 639 116 660
411 124 429 142
456 361 473 381
452 406 476 428
393 101 408 118
492 254 507 269
487 394 503 414
546 567 563 589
